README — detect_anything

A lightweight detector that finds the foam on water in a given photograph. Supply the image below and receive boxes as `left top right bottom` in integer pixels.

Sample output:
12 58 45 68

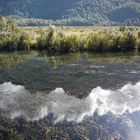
0 81 140 123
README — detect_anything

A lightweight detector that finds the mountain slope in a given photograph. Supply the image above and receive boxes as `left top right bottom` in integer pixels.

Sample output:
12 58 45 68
0 0 140 25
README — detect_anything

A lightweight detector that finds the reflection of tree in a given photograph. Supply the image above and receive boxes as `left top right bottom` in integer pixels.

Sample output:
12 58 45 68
38 52 81 69
88 53 140 64
0 52 36 70
38 52 140 69
0 51 140 70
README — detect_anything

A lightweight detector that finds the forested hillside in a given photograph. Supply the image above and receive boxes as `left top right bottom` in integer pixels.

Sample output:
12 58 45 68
0 0 140 25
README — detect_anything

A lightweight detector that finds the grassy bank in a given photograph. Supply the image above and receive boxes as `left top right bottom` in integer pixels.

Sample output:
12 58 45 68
0 17 140 54
36 30 138 54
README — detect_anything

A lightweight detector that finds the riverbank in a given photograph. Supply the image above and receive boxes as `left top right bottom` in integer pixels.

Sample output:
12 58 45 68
0 17 140 53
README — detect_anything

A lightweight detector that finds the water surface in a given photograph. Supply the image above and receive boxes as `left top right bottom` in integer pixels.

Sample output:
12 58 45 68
0 52 140 140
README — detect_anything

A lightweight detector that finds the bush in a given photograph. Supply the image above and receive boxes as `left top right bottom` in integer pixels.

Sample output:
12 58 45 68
138 32 140 39
37 34 46 51
17 33 30 51
37 28 55 53
28 40 37 50
138 40 140 52
0 17 138 54
119 26 127 32
110 36 122 52
119 33 136 52
58 35 80 54
45 28 55 53
0 34 19 51
87 34 112 52
0 16 27 51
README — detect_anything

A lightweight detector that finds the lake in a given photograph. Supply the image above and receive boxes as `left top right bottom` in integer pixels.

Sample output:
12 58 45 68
0 51 140 140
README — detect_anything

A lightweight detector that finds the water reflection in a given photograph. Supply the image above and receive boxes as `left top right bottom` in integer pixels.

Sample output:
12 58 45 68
0 51 140 140
32 52 140 69
0 51 140 70
0 51 36 70
0 51 140 94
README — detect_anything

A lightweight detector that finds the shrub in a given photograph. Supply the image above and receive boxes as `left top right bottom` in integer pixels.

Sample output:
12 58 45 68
110 36 122 52
138 32 140 39
37 28 55 53
0 18 138 54
0 16 26 51
28 40 37 50
119 26 127 32
17 33 30 51
87 34 111 52
58 35 80 54
37 34 46 51
45 28 55 53
120 33 136 52
138 40 140 52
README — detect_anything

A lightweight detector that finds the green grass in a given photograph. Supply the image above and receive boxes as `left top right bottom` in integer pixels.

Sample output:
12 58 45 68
0 23 140 54
35 27 139 53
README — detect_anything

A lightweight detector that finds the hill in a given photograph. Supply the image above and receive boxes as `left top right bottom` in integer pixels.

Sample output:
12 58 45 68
0 0 140 25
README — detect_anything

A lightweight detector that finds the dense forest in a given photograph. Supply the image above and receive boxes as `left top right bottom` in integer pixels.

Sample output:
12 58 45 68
0 0 140 26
